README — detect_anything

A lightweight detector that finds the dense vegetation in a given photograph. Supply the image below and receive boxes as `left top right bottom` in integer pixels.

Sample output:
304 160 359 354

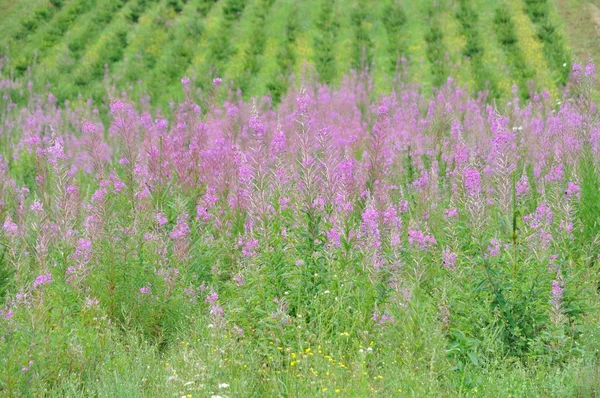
0 0 573 107
0 59 599 395
1 0 600 396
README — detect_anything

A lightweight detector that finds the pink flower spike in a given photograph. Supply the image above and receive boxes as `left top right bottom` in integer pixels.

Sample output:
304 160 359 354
156 213 168 227
33 273 52 288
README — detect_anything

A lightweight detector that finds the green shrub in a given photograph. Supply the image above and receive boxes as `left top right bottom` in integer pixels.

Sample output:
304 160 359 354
267 6 298 102
382 0 407 73
425 24 448 87
350 0 373 71
314 0 338 83
222 0 246 23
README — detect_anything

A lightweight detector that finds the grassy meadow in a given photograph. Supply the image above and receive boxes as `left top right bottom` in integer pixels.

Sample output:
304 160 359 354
1 0 600 397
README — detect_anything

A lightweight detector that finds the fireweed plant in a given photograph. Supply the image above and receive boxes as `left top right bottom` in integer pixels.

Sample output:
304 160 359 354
0 63 600 396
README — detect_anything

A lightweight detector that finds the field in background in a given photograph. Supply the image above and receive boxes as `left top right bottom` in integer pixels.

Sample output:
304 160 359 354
0 0 582 106
557 0 600 95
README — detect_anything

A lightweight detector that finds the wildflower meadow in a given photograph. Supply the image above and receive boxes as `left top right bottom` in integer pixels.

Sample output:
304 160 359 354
1 0 600 396
0 60 598 396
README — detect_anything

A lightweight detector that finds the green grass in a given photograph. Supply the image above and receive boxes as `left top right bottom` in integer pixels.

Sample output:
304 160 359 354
556 0 600 100
556 0 600 64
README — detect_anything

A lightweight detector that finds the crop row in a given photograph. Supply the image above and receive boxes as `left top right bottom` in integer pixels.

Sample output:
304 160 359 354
0 0 577 106
381 0 407 74
494 5 535 100
13 0 65 41
455 0 500 99
265 3 298 102
424 3 450 88
12 0 96 75
522 0 571 85
121 0 215 104
229 0 276 96
197 0 249 89
350 0 373 72
313 0 339 84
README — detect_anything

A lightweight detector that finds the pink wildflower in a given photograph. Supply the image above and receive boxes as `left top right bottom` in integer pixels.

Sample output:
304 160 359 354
33 273 52 288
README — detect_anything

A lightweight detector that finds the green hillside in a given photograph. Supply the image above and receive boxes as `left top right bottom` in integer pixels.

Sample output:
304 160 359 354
0 0 582 105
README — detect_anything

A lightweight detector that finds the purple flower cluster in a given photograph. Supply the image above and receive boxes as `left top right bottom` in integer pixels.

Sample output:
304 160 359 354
0 63 596 365
33 273 52 288
408 228 437 251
